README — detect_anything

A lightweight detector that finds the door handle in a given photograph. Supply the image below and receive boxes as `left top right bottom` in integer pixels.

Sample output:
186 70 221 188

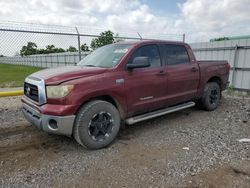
156 70 166 76
191 67 198 72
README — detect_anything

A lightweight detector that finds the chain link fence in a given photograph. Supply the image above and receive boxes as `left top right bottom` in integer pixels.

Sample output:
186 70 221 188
0 21 184 68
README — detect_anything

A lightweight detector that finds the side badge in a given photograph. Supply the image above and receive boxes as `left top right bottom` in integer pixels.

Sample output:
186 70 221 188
116 78 125 84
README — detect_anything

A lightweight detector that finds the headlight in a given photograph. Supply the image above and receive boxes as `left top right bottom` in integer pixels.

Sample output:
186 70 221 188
46 85 74 99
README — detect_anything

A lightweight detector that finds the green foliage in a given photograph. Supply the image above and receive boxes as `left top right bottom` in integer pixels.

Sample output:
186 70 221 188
38 45 66 54
20 42 66 56
44 45 65 53
20 42 38 56
0 64 42 87
80 43 90 52
90 30 115 50
67 46 77 52
210 37 230 42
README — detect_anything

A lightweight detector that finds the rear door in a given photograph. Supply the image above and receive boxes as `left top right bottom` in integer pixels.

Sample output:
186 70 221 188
163 44 199 105
124 44 167 116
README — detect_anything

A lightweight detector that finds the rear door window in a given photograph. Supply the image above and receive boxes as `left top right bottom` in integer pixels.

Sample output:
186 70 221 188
164 44 190 65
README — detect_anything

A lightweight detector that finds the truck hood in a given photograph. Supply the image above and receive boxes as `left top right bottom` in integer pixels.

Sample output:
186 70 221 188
29 66 108 85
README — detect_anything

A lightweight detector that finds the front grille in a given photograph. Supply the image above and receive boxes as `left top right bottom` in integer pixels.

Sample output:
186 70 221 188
24 82 39 102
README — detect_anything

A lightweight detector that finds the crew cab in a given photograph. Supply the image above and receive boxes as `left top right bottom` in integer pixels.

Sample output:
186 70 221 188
21 40 230 149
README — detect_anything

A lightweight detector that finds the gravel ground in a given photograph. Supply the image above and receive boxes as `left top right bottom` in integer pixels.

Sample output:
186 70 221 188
0 92 249 188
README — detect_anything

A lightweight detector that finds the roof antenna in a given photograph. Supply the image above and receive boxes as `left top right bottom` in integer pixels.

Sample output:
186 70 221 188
137 32 142 40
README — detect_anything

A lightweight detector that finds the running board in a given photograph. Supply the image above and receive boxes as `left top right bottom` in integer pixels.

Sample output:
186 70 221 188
125 101 195 125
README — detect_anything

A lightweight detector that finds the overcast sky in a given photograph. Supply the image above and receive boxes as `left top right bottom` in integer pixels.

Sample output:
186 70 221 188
0 0 250 42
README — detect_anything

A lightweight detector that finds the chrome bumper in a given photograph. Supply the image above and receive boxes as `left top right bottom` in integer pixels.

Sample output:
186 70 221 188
22 103 75 136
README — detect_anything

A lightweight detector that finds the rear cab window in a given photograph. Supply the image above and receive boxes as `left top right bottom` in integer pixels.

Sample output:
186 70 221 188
164 44 190 65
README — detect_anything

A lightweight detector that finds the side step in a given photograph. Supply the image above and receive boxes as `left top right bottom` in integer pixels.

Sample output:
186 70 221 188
125 101 195 125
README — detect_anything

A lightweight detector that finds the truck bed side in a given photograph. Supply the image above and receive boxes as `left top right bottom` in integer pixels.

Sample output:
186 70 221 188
196 60 230 97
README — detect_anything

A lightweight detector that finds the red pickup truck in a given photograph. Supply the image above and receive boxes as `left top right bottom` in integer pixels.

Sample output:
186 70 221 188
22 40 230 149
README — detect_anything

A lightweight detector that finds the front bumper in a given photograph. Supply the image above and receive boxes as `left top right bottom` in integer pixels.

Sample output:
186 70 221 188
22 103 75 136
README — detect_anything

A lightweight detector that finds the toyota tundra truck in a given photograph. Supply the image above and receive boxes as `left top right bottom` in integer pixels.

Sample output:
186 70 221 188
21 40 230 149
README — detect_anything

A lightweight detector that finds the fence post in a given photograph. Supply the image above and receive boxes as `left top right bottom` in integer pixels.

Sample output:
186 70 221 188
232 45 238 87
137 32 142 40
182 34 185 42
75 27 81 62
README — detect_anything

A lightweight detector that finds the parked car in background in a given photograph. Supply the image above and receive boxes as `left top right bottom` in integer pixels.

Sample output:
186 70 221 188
21 40 230 149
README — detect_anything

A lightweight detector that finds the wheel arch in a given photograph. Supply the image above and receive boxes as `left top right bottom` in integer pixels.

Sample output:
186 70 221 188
76 94 126 120
207 76 222 90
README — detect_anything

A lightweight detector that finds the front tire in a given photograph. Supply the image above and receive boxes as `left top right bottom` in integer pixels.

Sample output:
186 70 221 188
199 82 221 111
73 100 121 149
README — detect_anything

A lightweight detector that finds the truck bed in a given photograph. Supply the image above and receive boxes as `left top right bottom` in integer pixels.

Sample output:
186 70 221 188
197 60 230 91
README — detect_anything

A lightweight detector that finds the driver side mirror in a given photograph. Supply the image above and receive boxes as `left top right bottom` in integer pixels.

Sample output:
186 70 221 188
126 56 150 70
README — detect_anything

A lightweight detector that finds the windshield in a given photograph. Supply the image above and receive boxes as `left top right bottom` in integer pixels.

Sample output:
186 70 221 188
78 44 132 68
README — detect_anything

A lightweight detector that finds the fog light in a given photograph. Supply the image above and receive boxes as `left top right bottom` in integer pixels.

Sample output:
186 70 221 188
48 119 58 130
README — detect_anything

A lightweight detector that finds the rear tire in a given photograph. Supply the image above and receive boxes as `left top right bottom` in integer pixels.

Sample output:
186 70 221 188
199 82 221 111
73 100 121 149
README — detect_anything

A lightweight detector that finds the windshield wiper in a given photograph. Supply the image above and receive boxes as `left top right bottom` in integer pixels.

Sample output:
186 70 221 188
82 64 108 68
83 65 97 67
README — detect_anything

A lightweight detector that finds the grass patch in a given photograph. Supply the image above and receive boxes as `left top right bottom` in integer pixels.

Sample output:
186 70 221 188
0 64 42 88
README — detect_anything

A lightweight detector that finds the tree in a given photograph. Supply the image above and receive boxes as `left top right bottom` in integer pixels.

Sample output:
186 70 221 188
67 46 77 52
45 45 56 53
56 48 66 53
20 42 38 56
90 30 115 50
38 48 46 54
0 55 4 57
80 43 90 52
38 45 66 54
44 45 65 53
20 42 67 56
210 37 229 42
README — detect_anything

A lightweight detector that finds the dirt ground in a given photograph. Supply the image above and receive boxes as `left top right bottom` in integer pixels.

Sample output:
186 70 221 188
0 92 249 187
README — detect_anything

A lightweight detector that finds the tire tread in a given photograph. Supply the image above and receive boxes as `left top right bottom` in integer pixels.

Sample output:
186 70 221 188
73 100 120 149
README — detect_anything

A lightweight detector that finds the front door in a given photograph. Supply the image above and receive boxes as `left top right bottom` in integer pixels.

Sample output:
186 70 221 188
124 44 167 116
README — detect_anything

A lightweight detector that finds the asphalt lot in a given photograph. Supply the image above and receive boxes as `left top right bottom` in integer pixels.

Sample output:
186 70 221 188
0 92 249 187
